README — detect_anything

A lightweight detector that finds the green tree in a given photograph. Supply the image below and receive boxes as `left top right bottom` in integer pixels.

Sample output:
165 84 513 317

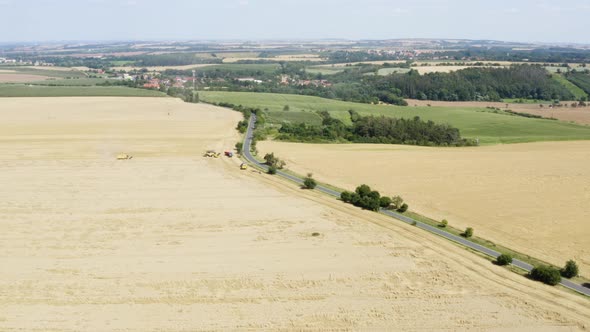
440 219 448 228
397 203 408 213
530 266 561 286
359 196 380 211
283 105 290 111
267 165 277 175
303 173 317 189
368 190 381 200
379 196 392 208
350 193 361 205
496 254 513 266
561 260 579 278
355 184 372 197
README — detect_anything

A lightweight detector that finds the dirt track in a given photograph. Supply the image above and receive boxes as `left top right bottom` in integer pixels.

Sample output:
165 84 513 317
1 98 589 330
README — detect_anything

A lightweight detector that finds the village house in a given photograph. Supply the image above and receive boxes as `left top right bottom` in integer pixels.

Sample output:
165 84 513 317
297 79 332 88
143 78 161 89
236 77 263 84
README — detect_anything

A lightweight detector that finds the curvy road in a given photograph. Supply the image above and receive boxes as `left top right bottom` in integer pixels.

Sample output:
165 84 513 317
242 114 590 297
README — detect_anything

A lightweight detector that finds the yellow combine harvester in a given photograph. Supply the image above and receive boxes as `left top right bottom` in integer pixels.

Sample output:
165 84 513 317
116 153 133 160
203 150 221 158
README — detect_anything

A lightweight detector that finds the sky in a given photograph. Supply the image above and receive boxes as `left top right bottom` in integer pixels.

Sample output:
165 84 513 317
0 0 589 43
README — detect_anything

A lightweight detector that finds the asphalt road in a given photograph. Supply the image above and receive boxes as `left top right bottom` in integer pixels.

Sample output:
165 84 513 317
242 114 590 297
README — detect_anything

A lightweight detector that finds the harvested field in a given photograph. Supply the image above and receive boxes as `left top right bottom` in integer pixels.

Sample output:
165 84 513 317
414 65 480 73
413 61 514 66
259 141 590 276
510 108 590 125
328 60 405 67
0 67 85 79
221 57 262 63
115 64 216 72
0 74 50 82
406 99 590 125
21 66 90 72
221 54 323 63
0 85 166 97
1 97 589 330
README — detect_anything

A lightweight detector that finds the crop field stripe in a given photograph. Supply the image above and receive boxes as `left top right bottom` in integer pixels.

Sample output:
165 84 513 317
552 74 588 99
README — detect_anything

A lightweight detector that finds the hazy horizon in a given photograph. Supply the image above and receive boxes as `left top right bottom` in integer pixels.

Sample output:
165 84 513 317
0 0 589 44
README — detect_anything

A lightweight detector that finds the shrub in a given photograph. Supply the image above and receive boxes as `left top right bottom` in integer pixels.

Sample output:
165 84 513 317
530 265 561 286
463 227 474 238
561 260 579 278
311 232 320 237
397 203 408 213
235 142 243 154
379 196 392 208
440 219 448 228
267 165 277 175
236 120 248 133
496 254 513 266
303 177 317 190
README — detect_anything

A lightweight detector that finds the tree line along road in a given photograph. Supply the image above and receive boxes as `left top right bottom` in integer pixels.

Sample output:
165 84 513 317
241 114 590 297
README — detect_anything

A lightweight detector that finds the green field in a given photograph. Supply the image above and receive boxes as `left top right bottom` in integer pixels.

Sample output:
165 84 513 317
0 85 166 97
200 91 590 144
552 74 588 99
545 66 569 73
305 65 344 75
377 67 411 75
110 60 135 66
566 72 590 95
